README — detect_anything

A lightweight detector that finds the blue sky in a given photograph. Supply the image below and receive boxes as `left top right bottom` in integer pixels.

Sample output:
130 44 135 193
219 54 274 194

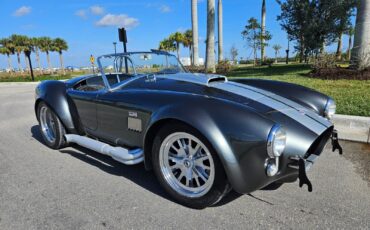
0 0 354 68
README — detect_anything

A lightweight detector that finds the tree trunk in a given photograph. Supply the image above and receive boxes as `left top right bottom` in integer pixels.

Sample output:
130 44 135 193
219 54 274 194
205 0 216 73
261 0 266 62
351 0 370 70
336 33 343 61
347 34 353 61
7 54 12 72
299 35 304 63
189 46 193 65
17 52 22 72
217 0 223 62
35 48 42 74
59 52 65 75
191 0 199 66
176 43 180 59
46 51 52 72
275 51 278 63
24 53 30 73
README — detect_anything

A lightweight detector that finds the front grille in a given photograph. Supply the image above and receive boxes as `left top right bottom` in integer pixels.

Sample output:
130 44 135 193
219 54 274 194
304 126 333 158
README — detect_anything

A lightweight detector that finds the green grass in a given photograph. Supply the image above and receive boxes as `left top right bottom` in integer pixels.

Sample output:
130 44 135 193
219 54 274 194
0 74 75 82
228 64 370 117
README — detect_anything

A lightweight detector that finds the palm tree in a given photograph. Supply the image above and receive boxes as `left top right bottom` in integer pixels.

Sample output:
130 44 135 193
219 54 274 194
0 38 15 72
169 32 184 59
183 30 193 64
53 38 68 75
205 0 216 73
217 0 223 62
39 37 54 72
272 44 282 63
32 37 42 73
22 37 33 73
351 0 370 70
261 0 266 62
159 38 176 52
10 34 27 72
191 0 199 66
346 26 355 61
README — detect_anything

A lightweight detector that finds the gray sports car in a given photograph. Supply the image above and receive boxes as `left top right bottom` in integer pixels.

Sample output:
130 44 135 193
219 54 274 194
34 50 342 209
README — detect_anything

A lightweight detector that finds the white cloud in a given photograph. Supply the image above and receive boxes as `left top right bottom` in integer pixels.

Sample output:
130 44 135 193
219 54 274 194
13 6 31 17
96 14 139 29
159 5 171 13
90 5 105 15
75 9 88 19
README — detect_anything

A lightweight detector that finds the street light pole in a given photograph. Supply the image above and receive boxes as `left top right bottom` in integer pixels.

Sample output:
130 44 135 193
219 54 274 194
113 42 117 55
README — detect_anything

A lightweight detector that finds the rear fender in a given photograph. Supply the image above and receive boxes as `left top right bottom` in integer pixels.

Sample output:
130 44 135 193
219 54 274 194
35 80 79 134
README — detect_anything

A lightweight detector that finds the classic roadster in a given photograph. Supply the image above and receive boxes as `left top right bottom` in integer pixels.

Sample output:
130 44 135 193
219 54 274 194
35 50 342 209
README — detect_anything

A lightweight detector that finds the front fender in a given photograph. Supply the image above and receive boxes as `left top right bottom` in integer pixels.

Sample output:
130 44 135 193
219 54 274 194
144 96 275 193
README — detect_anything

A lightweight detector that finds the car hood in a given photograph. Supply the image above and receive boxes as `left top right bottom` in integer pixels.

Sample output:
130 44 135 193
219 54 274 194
160 73 333 135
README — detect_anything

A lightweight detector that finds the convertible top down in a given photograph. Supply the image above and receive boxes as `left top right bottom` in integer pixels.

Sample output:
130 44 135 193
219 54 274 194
35 50 342 208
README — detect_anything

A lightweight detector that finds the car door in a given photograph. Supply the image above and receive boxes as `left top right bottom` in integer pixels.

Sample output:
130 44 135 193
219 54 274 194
67 76 106 131
95 90 150 148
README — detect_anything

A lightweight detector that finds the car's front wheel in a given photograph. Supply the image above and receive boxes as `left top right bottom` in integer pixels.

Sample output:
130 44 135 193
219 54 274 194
37 101 67 149
152 123 230 209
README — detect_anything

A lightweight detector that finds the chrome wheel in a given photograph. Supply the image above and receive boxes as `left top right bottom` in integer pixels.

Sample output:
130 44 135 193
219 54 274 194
159 132 215 198
39 106 56 144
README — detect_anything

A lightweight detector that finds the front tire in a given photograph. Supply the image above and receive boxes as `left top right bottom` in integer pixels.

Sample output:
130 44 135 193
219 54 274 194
152 123 230 209
37 101 67 149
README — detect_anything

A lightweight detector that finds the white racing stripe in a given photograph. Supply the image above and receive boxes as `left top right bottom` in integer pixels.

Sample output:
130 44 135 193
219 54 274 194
216 81 329 135
161 73 331 135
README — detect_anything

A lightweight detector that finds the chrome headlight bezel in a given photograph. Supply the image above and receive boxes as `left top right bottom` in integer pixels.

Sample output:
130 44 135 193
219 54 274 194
324 98 336 120
267 124 287 158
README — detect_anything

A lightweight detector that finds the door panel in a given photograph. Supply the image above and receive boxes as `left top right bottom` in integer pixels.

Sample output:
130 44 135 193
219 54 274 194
68 90 98 131
96 91 150 148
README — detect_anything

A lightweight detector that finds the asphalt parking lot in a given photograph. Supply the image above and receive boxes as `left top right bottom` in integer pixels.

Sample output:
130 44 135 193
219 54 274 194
0 83 369 230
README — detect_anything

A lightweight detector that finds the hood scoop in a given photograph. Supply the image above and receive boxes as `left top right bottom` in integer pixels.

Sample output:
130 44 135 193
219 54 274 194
207 76 228 85
163 73 228 87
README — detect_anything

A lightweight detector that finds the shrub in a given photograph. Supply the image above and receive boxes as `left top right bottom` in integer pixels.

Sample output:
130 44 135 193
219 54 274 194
216 60 233 75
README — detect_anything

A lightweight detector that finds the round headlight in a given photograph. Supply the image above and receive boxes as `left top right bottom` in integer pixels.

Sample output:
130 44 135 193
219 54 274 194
324 98 336 119
267 125 287 158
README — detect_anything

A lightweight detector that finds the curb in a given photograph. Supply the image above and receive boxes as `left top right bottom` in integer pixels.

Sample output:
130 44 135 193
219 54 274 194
332 114 370 144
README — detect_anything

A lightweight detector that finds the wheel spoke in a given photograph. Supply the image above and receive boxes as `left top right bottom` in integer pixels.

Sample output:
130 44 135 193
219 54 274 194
189 143 200 157
176 140 187 156
194 167 208 182
168 155 183 164
185 168 193 187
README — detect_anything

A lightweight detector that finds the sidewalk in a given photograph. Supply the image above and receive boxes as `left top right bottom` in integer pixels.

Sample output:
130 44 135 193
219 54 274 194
333 114 370 144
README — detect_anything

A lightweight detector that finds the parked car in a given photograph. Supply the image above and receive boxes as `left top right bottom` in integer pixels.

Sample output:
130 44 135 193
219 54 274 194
34 50 342 209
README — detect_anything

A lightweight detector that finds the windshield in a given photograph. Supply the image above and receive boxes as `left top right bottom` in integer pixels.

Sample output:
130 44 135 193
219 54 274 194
98 52 185 76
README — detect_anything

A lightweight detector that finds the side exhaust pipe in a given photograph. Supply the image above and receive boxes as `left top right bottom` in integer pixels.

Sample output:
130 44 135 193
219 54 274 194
64 134 144 165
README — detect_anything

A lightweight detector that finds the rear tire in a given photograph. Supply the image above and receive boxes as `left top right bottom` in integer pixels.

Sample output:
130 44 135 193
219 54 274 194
37 101 67 149
152 123 230 209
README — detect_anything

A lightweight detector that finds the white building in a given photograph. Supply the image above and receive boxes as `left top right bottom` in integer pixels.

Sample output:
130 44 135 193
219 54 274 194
180 57 205 66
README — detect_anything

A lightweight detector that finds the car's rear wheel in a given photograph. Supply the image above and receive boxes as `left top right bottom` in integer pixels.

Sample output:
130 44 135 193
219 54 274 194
152 123 230 209
37 101 67 149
